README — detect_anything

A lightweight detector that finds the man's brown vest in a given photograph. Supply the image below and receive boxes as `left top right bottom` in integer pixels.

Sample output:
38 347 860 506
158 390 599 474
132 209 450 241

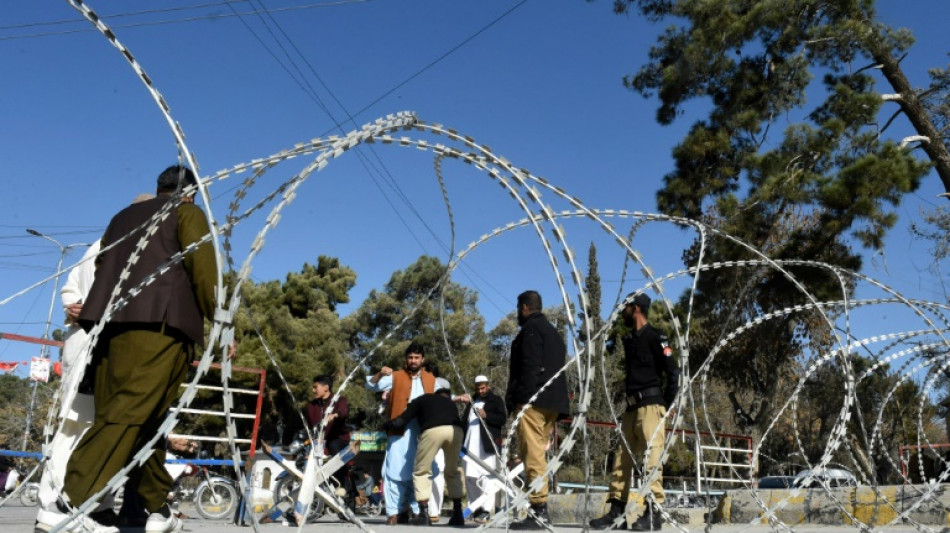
386 369 435 435
78 197 206 346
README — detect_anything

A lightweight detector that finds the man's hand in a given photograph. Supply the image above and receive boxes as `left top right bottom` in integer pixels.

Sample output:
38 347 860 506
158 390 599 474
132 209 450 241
456 393 471 404
65 301 83 322
372 366 393 384
478 408 487 418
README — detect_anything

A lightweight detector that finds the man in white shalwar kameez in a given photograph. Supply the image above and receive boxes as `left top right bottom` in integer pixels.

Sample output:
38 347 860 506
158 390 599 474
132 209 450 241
37 194 154 532
459 375 506 523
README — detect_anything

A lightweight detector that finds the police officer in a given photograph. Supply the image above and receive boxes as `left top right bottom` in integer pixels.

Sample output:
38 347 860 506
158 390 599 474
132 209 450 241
590 293 678 531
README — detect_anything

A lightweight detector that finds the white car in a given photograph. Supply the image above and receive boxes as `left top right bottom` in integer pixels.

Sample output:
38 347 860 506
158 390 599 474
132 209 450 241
792 468 858 488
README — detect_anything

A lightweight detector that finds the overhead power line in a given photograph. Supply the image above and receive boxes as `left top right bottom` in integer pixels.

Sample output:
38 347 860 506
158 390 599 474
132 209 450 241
0 0 371 41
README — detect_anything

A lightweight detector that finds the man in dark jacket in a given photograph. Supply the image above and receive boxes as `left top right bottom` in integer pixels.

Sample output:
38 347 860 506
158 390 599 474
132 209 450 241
590 293 679 531
60 165 217 533
305 374 352 506
505 290 569 530
385 388 465 527
459 375 506 523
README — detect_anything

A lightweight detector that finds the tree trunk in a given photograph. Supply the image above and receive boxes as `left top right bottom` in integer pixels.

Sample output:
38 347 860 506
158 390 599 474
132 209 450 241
873 49 950 197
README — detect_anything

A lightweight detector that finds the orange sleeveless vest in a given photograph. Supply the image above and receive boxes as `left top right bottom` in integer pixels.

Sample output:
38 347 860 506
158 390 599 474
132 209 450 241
386 369 435 435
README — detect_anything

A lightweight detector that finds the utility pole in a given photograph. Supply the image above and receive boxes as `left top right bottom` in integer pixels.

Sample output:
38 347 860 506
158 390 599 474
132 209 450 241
21 229 89 451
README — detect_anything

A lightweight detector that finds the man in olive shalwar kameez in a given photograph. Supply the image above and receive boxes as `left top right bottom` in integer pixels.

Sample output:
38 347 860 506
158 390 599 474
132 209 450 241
61 165 217 533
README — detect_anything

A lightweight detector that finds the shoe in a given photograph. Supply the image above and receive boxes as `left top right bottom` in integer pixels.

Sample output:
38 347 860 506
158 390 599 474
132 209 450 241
590 498 627 529
473 509 490 524
629 503 663 531
117 511 148 528
35 514 119 533
430 515 440 523
88 510 119 528
509 502 548 530
397 510 410 524
410 501 431 526
409 513 431 526
386 515 399 525
448 499 465 526
144 505 183 533
38 503 120 533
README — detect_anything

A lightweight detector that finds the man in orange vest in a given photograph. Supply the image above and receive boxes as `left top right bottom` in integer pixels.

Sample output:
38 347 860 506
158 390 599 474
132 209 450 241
367 342 435 525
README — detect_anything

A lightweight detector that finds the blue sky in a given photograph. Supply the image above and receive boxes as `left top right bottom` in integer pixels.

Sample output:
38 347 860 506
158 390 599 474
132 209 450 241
1 0 949 374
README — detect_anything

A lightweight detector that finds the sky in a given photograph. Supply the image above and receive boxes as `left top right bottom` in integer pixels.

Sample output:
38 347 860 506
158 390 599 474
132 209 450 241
1 0 949 377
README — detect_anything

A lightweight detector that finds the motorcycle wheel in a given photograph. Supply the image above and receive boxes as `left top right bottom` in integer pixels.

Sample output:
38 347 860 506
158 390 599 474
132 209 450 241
19 483 39 507
194 479 237 520
272 476 325 522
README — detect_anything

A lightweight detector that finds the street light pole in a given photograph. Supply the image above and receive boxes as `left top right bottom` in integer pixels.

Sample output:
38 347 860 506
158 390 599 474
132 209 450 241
21 229 89 451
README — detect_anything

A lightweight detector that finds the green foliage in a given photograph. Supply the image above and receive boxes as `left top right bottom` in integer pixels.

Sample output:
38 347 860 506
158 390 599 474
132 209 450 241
343 255 493 394
605 0 943 435
196 257 357 445
0 374 56 451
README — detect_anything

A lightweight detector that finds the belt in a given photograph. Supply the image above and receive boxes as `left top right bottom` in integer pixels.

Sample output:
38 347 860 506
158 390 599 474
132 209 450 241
626 387 663 410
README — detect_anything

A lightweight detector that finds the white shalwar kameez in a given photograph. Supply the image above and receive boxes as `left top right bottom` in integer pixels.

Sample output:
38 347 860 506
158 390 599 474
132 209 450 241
462 398 497 514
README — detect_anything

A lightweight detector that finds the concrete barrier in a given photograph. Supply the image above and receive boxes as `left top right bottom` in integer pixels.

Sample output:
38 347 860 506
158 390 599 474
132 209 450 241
717 485 950 526
546 492 709 526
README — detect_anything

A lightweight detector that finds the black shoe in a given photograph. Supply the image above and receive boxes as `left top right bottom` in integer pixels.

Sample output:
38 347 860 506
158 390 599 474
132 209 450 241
396 510 410 524
409 512 431 526
472 509 490 524
509 503 548 530
629 504 663 531
448 499 465 526
89 510 120 528
590 499 626 530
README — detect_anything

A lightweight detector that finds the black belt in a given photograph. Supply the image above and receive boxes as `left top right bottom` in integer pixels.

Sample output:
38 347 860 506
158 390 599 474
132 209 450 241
626 387 663 410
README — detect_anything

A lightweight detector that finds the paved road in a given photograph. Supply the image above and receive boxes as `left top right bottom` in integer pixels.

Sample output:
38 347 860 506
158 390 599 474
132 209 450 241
1 501 931 533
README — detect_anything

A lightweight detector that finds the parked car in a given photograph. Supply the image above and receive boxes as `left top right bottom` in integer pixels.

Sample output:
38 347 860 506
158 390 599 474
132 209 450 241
757 476 796 489
792 468 858 488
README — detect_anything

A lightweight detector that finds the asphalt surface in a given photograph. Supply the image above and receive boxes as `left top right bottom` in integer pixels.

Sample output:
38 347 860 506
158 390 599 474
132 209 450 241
0 500 933 533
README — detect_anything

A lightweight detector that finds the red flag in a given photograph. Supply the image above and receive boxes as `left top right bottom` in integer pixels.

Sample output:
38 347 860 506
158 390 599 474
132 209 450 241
53 361 62 377
0 361 20 373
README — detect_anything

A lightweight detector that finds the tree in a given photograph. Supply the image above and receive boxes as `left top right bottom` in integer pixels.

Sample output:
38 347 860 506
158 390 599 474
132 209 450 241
0 373 55 452
607 0 948 431
570 243 621 482
206 257 357 445
614 0 945 204
343 255 493 396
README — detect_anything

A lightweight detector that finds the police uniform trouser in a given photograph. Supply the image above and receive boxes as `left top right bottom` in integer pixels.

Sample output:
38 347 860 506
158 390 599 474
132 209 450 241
516 405 558 505
64 327 192 512
607 404 666 504
413 425 463 503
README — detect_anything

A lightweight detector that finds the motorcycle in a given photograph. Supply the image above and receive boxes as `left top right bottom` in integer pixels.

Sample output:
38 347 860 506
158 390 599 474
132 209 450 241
0 462 39 507
166 451 239 520
267 430 367 523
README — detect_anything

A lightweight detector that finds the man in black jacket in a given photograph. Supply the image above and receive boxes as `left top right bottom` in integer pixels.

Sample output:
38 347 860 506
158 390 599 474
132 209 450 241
505 290 569 530
459 375 506 523
385 388 465 527
590 293 679 531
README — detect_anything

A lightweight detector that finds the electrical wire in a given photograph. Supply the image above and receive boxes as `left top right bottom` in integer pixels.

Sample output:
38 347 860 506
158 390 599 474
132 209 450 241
0 0 371 41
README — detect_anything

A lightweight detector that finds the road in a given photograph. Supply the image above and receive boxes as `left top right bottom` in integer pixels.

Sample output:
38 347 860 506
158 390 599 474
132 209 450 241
0 500 930 533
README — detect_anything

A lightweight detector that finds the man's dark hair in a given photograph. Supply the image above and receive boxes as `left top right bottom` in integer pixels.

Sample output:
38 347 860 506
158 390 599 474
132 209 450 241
156 165 198 194
404 341 426 359
313 374 333 392
517 290 542 313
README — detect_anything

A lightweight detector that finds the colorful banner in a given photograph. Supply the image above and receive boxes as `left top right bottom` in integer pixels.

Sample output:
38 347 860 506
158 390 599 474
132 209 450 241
0 361 21 373
30 357 50 382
